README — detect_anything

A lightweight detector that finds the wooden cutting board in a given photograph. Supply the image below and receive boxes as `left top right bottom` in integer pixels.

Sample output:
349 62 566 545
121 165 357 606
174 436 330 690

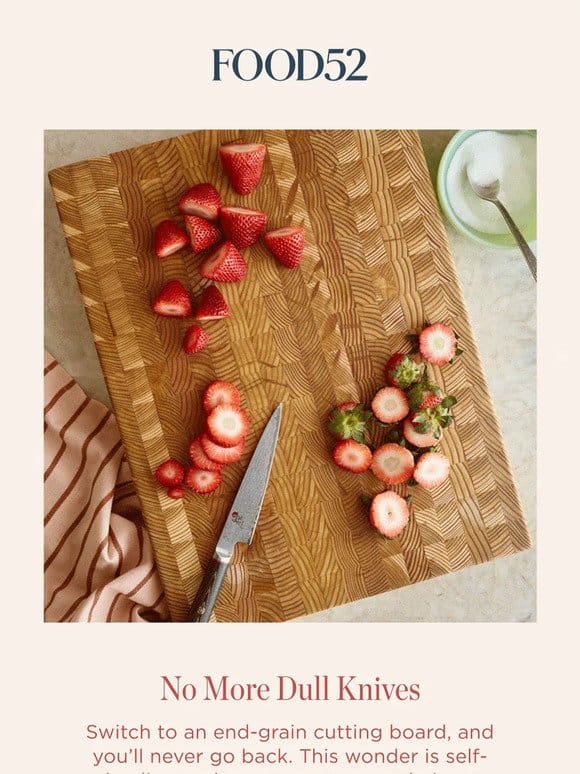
49 130 531 622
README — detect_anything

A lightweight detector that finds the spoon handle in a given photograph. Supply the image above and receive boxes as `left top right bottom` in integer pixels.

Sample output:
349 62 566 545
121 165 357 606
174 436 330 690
493 199 537 281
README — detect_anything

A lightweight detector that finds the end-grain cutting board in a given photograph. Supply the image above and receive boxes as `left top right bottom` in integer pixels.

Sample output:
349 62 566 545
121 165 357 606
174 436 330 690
49 130 531 622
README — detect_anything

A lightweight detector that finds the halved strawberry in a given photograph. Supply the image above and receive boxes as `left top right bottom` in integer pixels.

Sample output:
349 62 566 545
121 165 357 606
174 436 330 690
183 324 209 355
369 491 410 538
328 403 372 443
179 183 221 220
154 219 189 258
189 437 224 472
167 486 185 500
206 405 250 447
184 214 221 253
414 451 450 490
402 417 438 448
202 380 242 413
371 443 414 485
419 323 457 365
219 142 266 195
155 459 185 487
200 433 245 464
220 206 267 249
384 353 424 389
194 286 231 321
332 439 372 473
185 466 222 494
152 280 192 317
199 241 247 282
264 226 305 269
371 387 410 424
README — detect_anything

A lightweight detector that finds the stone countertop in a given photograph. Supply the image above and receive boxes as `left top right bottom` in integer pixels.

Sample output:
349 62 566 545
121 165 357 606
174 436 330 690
44 130 536 622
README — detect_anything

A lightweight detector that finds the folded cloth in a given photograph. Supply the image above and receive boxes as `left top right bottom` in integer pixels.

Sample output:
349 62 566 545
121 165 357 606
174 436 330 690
44 353 168 622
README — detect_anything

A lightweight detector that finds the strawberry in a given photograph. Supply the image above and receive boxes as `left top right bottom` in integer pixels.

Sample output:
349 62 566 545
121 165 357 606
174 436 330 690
264 226 305 269
189 437 224 472
369 491 410 539
219 142 267 195
179 183 221 220
384 353 424 389
220 206 267 249
337 402 358 411
155 459 185 487
199 241 247 282
154 219 189 258
152 280 192 317
185 466 222 494
194 286 231 321
206 405 250 447
419 322 458 365
402 417 438 448
332 439 372 473
328 403 372 443
200 433 245 464
184 214 221 253
202 380 242 413
167 486 185 500
183 324 209 355
371 443 414 485
371 386 410 424
414 451 450 490
407 380 444 411
406 393 457 440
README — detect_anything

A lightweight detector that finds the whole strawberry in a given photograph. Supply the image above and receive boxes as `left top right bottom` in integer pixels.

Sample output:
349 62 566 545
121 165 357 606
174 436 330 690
328 403 372 443
384 353 424 389
407 380 444 411
405 381 457 440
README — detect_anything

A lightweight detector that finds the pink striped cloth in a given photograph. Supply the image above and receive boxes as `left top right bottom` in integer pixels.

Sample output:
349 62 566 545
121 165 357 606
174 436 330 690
44 353 169 622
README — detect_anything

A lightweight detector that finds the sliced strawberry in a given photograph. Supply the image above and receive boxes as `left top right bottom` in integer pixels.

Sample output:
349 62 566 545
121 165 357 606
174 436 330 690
327 403 372 443
384 353 424 389
152 280 192 317
202 380 242 413
194 286 231 321
419 323 457 365
402 417 438 448
332 439 372 474
371 386 410 424
219 142 266 195
185 466 222 494
371 443 414 485
199 241 247 282
264 226 305 269
200 433 245 464
179 183 221 220
414 452 450 490
189 437 224 472
184 214 221 253
206 405 250 447
154 219 189 258
155 459 185 487
183 324 209 355
220 206 267 249
369 491 410 538
167 486 185 500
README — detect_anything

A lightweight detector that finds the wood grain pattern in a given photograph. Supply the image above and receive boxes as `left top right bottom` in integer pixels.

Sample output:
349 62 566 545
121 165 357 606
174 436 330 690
49 130 531 622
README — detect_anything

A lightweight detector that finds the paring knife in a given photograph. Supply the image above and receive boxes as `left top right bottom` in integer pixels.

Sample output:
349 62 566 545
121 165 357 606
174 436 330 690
187 404 283 622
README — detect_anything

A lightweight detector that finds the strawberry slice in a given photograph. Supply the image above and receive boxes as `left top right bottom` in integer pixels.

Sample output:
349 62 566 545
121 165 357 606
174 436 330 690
179 183 221 220
369 491 410 538
202 380 242 413
194 286 231 321
167 486 185 500
206 405 250 447
419 323 457 365
402 417 438 448
189 437 224 472
414 452 450 490
154 219 189 258
199 241 247 282
184 214 221 253
152 280 192 317
183 324 209 355
264 226 305 269
219 142 266 195
384 353 424 389
332 439 372 473
155 459 185 487
371 443 414 485
220 206 267 249
371 387 410 424
185 466 222 494
200 433 245 464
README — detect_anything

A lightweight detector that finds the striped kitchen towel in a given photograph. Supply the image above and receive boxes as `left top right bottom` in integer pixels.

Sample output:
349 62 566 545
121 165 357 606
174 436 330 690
44 353 168 622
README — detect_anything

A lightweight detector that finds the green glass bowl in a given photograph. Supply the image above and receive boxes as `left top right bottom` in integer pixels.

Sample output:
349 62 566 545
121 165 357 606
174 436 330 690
436 129 536 249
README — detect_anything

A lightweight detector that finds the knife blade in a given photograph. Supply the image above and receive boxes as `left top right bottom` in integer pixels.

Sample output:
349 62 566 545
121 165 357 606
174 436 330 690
187 403 283 622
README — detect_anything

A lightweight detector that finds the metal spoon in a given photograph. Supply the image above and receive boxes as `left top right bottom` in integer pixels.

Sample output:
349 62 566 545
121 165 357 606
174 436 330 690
468 174 537 281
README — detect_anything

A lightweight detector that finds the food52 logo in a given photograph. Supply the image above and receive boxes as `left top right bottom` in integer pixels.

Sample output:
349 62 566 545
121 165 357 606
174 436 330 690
212 48 368 82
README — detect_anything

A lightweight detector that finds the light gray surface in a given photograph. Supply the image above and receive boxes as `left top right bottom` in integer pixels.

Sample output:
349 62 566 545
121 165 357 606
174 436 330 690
44 130 536 622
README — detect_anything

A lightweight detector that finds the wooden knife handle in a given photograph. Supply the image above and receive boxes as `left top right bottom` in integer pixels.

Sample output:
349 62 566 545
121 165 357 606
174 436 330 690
186 554 229 622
